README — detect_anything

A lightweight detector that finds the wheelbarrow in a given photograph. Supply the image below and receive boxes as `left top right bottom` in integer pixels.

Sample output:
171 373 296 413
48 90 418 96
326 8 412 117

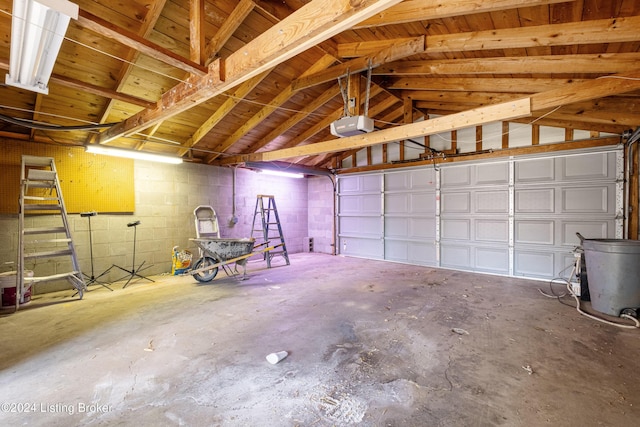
187 237 282 282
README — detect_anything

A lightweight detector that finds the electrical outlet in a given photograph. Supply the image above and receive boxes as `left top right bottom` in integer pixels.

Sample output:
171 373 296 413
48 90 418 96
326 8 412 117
571 282 581 296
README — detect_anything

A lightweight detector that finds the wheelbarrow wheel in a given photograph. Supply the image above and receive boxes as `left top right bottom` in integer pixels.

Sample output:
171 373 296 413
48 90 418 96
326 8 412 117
192 256 219 282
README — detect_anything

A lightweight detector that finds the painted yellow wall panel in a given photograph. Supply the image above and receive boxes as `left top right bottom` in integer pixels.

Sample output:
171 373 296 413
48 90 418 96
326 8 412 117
0 140 134 214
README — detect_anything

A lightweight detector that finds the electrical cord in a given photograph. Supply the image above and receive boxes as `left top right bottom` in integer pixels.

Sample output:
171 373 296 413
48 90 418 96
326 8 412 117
545 258 639 328
0 114 117 131
565 281 639 329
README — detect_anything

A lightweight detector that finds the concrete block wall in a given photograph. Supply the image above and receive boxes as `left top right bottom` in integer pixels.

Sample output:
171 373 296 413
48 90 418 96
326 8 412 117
0 161 309 295
307 176 336 255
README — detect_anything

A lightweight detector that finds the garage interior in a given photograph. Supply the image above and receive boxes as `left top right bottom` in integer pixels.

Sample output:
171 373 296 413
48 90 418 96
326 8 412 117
1 0 640 426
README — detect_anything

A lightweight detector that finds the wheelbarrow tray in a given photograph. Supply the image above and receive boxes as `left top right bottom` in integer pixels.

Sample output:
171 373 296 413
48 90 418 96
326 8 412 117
192 237 255 262
187 238 283 282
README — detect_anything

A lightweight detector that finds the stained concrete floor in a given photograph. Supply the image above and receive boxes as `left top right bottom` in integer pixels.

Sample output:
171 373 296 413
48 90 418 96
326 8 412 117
1 253 639 426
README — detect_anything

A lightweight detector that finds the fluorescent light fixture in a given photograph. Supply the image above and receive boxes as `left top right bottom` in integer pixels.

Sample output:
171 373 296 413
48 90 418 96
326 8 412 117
85 145 183 164
259 169 304 179
6 0 79 94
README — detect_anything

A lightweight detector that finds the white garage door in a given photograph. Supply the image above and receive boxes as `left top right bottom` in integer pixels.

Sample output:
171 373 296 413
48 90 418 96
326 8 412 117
337 147 622 280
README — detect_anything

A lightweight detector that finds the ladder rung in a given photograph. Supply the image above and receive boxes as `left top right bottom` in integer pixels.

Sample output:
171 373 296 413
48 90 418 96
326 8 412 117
24 249 73 259
24 227 67 234
23 204 61 211
25 271 81 284
22 155 54 167
24 238 72 244
23 195 60 201
24 182 56 189
27 170 56 181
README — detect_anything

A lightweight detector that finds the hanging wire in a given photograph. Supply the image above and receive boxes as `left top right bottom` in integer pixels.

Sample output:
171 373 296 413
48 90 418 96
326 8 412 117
0 114 116 131
364 59 372 117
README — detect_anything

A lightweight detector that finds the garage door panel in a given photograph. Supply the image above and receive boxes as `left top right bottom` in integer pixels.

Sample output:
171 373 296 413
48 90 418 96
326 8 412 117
386 217 436 239
514 250 555 277
385 173 409 191
442 219 470 240
338 149 620 281
385 169 436 191
408 241 437 265
339 174 381 193
340 237 383 259
476 162 509 185
410 218 436 239
561 186 612 214
441 192 470 214
411 192 437 214
475 247 509 273
515 220 554 245
409 169 437 189
560 152 615 181
385 217 408 238
339 194 382 215
386 193 409 214
385 240 408 261
340 216 382 236
515 188 555 213
516 158 555 183
476 219 509 243
441 166 471 188
476 190 509 214
561 221 611 245
441 244 471 268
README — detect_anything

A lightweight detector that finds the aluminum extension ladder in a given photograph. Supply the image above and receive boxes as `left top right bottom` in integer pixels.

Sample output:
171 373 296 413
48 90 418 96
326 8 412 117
16 155 85 310
251 195 290 268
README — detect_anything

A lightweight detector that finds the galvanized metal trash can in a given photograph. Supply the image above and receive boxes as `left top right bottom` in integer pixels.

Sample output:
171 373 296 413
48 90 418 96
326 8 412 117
582 239 640 316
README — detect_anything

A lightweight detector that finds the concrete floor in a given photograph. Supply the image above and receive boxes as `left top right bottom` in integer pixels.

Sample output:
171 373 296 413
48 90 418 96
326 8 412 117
1 253 639 426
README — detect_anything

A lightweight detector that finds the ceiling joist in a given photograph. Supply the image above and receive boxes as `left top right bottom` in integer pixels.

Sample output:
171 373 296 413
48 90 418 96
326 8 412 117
231 68 640 163
98 0 403 144
353 0 573 29
338 16 640 57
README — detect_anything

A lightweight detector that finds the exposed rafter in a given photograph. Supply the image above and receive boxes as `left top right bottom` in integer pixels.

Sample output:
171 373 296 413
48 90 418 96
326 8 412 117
98 0 403 144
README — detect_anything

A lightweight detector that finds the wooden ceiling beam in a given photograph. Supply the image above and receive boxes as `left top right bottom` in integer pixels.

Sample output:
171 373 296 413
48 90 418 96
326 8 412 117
354 0 573 29
286 90 400 164
424 108 628 135
220 0 402 83
75 10 208 76
180 70 272 156
386 77 583 93
279 85 386 150
416 96 640 118
531 69 640 110
235 69 640 162
419 102 639 129
319 103 405 167
206 55 337 162
218 84 343 165
87 0 166 144
339 16 640 57
430 16 640 53
292 36 425 91
205 0 256 66
375 53 640 76
49 74 154 109
407 90 530 105
239 98 531 162
99 0 403 144
190 0 205 64
0 58 155 109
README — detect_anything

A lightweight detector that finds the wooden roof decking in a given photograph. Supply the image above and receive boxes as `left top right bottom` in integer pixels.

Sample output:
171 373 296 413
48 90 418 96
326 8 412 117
0 0 638 169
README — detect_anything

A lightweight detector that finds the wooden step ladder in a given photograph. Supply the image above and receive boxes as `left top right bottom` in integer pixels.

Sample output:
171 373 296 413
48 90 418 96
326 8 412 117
16 155 85 310
251 195 290 268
